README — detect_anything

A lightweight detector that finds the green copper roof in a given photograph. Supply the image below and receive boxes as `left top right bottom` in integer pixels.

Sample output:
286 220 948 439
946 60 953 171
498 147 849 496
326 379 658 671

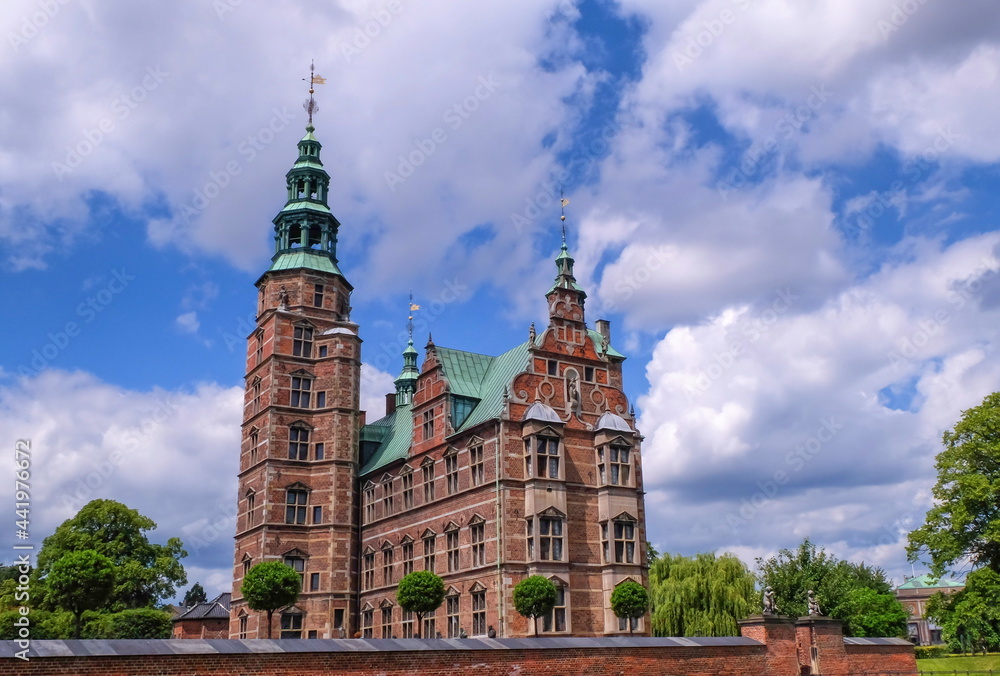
268 250 344 275
360 404 413 476
435 348 494 399
588 329 625 359
455 342 530 432
279 200 331 214
896 574 964 590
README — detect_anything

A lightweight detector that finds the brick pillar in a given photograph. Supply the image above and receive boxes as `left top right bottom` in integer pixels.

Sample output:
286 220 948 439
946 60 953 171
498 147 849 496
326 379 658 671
739 614 799 675
796 617 848 675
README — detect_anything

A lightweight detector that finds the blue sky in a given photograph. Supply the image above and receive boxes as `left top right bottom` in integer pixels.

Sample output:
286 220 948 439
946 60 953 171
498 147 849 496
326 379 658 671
2 0 1000 599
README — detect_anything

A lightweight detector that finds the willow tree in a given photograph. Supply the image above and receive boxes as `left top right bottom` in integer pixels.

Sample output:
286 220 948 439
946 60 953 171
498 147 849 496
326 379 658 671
649 552 757 637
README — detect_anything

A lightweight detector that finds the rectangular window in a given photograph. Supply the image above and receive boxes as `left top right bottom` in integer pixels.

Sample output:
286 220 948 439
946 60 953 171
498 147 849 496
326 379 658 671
423 463 435 502
614 521 636 563
539 516 563 561
610 445 630 486
238 614 248 639
423 614 435 640
318 345 328 358
471 522 485 567
446 530 459 572
402 610 414 638
312 506 322 524
314 442 324 461
527 518 533 559
251 379 261 414
422 409 435 440
601 523 610 563
597 447 606 484
382 480 394 517
619 615 639 631
363 552 375 590
316 391 326 408
310 572 320 591
247 493 256 527
362 609 373 638
290 376 311 408
280 613 303 639
402 541 414 576
472 591 486 636
542 587 566 633
536 436 560 479
285 489 307 524
255 332 263 365
289 427 310 461
249 430 259 465
383 547 394 585
283 556 305 590
381 606 393 638
470 445 484 485
293 325 313 357
242 558 251 577
334 609 345 633
584 366 594 382
402 472 414 508
445 454 459 495
423 536 435 573
547 359 557 376
313 283 324 308
447 596 460 638
364 486 376 523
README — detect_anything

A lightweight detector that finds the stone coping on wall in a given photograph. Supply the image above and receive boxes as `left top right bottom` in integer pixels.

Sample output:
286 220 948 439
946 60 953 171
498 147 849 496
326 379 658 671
0 636 764 659
843 637 914 646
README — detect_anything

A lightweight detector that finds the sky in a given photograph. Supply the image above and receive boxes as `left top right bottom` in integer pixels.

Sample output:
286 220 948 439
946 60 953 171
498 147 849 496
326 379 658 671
2 0 999 600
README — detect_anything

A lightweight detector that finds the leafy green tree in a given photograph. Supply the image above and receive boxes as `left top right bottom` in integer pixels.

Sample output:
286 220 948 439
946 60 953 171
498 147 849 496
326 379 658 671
756 539 906 637
926 568 1000 655
611 581 649 634
512 575 557 635
102 608 173 639
907 392 1000 577
0 609 57 640
396 571 445 637
646 542 660 564
36 499 187 611
241 561 301 639
183 582 208 607
45 550 115 638
649 552 757 637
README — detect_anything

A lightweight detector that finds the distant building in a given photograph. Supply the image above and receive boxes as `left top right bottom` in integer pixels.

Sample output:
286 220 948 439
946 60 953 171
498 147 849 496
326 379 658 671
228 120 649 639
894 574 964 645
173 592 232 639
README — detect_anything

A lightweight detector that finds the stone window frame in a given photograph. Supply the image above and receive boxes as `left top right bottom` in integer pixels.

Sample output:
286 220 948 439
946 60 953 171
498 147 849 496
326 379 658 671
444 446 460 495
468 436 485 486
400 464 415 509
470 581 487 636
469 514 486 568
596 433 634 488
526 507 566 562
601 512 638 564
521 422 564 481
380 599 394 639
380 473 394 517
249 376 262 414
282 548 308 591
610 576 645 633
248 426 260 465
444 521 460 572
360 602 374 638
381 540 395 586
402 608 415 638
540 575 570 634
287 421 312 461
244 488 256 528
289 369 314 408
421 457 436 503
280 608 304 639
400 535 415 576
284 483 309 525
422 528 437 573
292 321 314 358
237 609 249 639
313 282 324 308
422 407 435 440
362 547 376 591
363 481 377 524
445 587 461 638
241 554 252 578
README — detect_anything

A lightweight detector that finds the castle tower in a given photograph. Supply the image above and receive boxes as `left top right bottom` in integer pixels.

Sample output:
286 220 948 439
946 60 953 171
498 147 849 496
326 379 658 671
229 119 363 639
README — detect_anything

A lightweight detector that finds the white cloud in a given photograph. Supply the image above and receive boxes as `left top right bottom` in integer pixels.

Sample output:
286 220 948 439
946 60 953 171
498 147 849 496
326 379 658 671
175 311 200 333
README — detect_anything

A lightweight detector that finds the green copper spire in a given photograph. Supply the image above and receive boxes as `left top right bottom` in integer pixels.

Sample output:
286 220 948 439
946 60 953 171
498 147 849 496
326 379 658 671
395 293 420 405
268 67 343 276
548 197 586 297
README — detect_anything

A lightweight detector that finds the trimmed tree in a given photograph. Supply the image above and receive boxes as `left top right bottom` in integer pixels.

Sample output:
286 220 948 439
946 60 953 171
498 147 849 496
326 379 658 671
45 549 115 639
611 581 649 634
240 562 301 639
396 571 445 638
512 575 557 635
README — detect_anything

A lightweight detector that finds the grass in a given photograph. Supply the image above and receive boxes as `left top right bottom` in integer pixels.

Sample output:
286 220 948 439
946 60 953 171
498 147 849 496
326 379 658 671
919 653 1000 673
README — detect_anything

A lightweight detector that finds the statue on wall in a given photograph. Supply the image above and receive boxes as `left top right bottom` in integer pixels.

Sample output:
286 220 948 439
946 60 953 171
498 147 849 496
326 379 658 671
278 286 289 310
763 586 776 615
807 590 821 616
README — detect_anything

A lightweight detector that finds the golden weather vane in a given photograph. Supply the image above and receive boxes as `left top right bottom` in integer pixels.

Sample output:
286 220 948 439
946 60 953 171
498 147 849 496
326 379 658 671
559 185 570 245
407 292 420 341
303 60 327 125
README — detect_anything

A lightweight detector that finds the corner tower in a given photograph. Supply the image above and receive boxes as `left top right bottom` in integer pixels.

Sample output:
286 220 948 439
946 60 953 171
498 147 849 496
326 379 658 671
230 116 363 639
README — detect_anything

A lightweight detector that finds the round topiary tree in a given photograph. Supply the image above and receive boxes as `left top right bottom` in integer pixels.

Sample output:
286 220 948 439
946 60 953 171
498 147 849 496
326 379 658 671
396 570 445 638
240 561 301 639
611 580 649 634
512 575 557 635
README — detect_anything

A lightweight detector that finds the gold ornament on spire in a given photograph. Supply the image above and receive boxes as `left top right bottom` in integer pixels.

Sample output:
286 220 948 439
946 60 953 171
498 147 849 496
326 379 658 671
303 60 327 125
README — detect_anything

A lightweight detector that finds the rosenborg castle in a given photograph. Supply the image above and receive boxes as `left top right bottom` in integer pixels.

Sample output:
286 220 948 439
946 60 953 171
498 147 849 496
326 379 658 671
227 119 649 640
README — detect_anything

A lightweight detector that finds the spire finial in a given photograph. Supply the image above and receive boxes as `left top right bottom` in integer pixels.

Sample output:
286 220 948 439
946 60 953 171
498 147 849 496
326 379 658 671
303 60 327 127
407 292 420 342
559 185 569 247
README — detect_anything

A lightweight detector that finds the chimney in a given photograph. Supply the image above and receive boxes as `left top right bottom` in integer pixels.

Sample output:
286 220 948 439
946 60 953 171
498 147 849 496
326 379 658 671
596 319 611 343
385 392 397 416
